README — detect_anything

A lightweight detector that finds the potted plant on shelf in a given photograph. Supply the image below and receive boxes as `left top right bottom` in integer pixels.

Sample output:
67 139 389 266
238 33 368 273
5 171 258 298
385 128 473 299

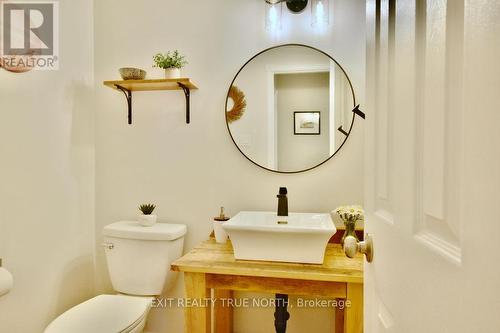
153 50 188 79
138 203 157 226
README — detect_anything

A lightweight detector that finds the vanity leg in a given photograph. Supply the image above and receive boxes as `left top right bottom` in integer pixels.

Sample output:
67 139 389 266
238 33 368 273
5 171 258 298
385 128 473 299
345 283 363 333
274 293 290 333
335 299 345 333
184 272 211 333
214 289 233 333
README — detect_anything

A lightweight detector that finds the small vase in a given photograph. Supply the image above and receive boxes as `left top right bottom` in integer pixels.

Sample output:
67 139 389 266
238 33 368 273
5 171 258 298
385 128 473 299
164 68 181 79
138 214 157 227
341 220 359 246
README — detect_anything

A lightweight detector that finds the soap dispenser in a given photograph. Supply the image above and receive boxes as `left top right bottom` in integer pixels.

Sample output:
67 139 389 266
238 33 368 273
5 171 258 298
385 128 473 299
213 207 230 244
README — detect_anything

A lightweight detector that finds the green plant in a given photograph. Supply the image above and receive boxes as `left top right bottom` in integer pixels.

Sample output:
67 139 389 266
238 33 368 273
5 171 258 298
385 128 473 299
153 50 188 69
139 203 156 215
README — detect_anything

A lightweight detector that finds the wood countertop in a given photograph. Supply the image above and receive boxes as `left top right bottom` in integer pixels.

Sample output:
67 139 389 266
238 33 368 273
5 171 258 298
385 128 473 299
171 239 363 284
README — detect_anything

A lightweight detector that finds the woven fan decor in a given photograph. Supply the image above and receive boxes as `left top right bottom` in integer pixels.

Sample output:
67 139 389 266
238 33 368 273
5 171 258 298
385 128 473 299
226 85 247 123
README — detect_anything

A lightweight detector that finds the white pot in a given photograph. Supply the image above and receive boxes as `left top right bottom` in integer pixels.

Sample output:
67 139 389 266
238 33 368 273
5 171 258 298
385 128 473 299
138 214 157 227
164 68 181 79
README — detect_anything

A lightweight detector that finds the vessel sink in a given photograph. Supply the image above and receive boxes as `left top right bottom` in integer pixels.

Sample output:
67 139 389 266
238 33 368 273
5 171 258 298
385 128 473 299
222 211 336 264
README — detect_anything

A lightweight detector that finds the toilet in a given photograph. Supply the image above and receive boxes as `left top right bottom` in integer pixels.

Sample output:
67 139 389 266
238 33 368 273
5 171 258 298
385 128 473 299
44 221 187 333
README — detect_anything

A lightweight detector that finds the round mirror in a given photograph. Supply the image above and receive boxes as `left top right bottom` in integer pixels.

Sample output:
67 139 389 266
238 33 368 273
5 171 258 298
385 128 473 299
225 44 357 173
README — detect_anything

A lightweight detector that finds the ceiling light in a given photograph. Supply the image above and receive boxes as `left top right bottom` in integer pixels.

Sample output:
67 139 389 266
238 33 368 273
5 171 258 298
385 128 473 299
265 1 282 31
311 0 329 27
265 0 308 13
265 0 329 29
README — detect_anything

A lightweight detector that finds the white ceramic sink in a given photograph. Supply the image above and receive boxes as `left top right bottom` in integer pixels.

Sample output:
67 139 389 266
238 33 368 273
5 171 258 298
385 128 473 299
222 211 336 264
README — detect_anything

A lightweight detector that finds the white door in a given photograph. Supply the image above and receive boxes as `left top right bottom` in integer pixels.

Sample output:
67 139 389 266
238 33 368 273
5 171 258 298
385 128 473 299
364 0 500 332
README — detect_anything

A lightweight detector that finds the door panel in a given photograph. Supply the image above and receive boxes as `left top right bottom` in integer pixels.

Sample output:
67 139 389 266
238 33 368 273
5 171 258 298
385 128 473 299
415 0 464 265
365 0 500 332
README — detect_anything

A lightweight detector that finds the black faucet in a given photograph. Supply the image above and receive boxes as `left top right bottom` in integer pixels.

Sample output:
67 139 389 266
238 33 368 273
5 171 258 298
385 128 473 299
277 187 288 217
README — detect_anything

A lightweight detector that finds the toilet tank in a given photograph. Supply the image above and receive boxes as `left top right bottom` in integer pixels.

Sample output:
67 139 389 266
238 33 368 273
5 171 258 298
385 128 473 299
103 221 187 296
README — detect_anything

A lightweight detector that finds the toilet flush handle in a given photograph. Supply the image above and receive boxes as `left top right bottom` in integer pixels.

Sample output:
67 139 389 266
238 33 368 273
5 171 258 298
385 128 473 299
102 242 114 250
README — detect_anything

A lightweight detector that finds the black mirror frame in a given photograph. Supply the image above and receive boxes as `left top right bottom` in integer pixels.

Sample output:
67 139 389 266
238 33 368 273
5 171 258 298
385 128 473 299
225 43 358 174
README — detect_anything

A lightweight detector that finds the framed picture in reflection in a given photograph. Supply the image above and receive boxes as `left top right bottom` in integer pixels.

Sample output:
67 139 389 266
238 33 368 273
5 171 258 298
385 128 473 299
294 111 321 135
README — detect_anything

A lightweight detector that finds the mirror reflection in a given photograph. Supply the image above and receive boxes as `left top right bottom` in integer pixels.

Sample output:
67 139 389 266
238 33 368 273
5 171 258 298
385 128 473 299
226 44 356 173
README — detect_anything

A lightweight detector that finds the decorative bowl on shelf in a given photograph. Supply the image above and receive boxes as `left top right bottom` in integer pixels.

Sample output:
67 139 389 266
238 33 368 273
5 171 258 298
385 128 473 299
119 67 146 80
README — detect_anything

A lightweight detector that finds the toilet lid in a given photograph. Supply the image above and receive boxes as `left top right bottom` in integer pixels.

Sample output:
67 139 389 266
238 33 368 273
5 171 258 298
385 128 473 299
44 295 152 333
103 221 187 241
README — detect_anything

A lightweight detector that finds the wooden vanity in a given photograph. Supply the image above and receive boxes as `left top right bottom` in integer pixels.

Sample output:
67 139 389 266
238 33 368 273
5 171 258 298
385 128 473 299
171 239 363 333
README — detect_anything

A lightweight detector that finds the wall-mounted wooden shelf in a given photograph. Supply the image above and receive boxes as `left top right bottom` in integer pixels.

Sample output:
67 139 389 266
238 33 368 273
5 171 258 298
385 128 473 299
103 78 199 124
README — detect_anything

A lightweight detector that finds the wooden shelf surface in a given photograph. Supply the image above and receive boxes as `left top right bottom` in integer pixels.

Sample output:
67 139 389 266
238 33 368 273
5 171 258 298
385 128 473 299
103 78 198 91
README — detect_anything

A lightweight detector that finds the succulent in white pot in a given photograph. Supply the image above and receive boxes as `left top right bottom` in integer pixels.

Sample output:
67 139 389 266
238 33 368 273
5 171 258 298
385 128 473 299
153 50 188 79
138 203 157 227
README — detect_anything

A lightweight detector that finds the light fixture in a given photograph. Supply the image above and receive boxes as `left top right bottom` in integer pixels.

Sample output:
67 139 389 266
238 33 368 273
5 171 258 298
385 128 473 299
265 0 308 13
265 1 282 31
311 0 329 27
265 0 329 29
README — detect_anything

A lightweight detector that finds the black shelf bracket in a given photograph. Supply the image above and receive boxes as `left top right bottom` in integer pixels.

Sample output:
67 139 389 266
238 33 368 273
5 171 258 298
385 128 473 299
338 126 349 136
177 82 191 124
353 104 366 119
115 85 132 124
113 82 193 125
337 104 365 136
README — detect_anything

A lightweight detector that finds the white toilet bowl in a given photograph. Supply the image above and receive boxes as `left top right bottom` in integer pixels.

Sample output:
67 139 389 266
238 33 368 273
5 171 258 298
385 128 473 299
44 221 187 333
44 294 153 333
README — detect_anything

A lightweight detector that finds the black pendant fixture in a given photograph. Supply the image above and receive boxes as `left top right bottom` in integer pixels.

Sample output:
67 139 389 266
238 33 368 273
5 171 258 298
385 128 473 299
265 0 308 13
265 0 329 30
286 0 308 13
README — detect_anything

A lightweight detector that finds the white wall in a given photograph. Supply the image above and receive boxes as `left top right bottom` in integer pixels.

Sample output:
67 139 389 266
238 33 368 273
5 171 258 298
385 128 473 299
0 1 95 332
276 72 330 171
229 45 332 170
93 0 365 332
333 65 354 150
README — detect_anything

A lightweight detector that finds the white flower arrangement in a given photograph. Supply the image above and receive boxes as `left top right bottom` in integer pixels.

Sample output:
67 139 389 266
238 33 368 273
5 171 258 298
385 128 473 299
334 205 364 223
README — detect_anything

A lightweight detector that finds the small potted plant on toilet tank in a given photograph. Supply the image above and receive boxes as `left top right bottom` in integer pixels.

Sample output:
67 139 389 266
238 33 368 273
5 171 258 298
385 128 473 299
153 50 188 79
138 203 157 226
